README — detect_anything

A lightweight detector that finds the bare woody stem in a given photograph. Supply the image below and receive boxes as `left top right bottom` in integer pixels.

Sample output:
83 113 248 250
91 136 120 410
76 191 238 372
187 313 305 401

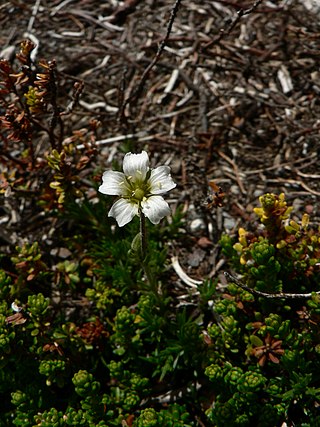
119 0 182 119
225 272 320 299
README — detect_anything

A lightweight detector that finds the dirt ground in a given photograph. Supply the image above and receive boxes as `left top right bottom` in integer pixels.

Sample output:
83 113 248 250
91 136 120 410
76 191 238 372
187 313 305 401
1 0 320 281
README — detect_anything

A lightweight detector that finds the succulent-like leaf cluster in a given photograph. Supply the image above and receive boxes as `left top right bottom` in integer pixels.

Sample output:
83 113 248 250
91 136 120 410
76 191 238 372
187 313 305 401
2 41 320 427
205 193 320 426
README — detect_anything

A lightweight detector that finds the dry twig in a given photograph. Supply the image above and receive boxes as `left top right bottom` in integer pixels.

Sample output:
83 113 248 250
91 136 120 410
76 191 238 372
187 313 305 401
225 272 320 299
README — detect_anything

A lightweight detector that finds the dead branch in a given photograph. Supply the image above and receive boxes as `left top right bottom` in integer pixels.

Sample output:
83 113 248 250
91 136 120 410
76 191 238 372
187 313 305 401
120 0 183 119
225 272 320 299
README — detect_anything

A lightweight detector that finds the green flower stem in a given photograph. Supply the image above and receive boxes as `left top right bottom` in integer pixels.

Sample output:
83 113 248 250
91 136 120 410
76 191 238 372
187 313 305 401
139 210 147 261
139 210 157 291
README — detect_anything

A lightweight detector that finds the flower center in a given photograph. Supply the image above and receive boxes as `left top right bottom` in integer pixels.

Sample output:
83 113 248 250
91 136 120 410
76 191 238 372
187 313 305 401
132 188 145 201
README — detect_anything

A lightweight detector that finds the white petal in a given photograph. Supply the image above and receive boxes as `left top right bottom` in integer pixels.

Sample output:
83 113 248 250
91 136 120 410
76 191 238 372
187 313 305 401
123 151 149 181
99 171 128 196
108 199 139 227
148 166 176 194
141 196 171 224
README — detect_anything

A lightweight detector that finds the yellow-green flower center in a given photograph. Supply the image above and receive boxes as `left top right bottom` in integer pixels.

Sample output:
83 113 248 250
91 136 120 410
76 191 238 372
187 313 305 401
132 188 145 201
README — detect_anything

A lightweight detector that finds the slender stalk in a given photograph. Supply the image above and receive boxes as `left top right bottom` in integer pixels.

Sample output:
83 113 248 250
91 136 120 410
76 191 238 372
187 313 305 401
139 210 147 261
139 211 157 290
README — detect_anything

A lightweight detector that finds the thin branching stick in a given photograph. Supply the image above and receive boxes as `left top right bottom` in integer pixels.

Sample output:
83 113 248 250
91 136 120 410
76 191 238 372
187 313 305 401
202 0 264 51
120 0 182 118
224 272 320 299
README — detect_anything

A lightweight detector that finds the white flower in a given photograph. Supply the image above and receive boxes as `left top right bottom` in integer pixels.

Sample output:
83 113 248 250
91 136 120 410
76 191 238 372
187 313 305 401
99 151 176 227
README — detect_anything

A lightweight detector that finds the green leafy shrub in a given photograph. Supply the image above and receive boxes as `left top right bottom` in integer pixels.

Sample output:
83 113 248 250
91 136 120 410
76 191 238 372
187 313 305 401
205 193 320 426
2 41 320 426
0 155 204 426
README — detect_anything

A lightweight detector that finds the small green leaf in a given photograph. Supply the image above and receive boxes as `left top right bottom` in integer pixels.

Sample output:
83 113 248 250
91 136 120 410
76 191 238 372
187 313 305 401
250 335 264 347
